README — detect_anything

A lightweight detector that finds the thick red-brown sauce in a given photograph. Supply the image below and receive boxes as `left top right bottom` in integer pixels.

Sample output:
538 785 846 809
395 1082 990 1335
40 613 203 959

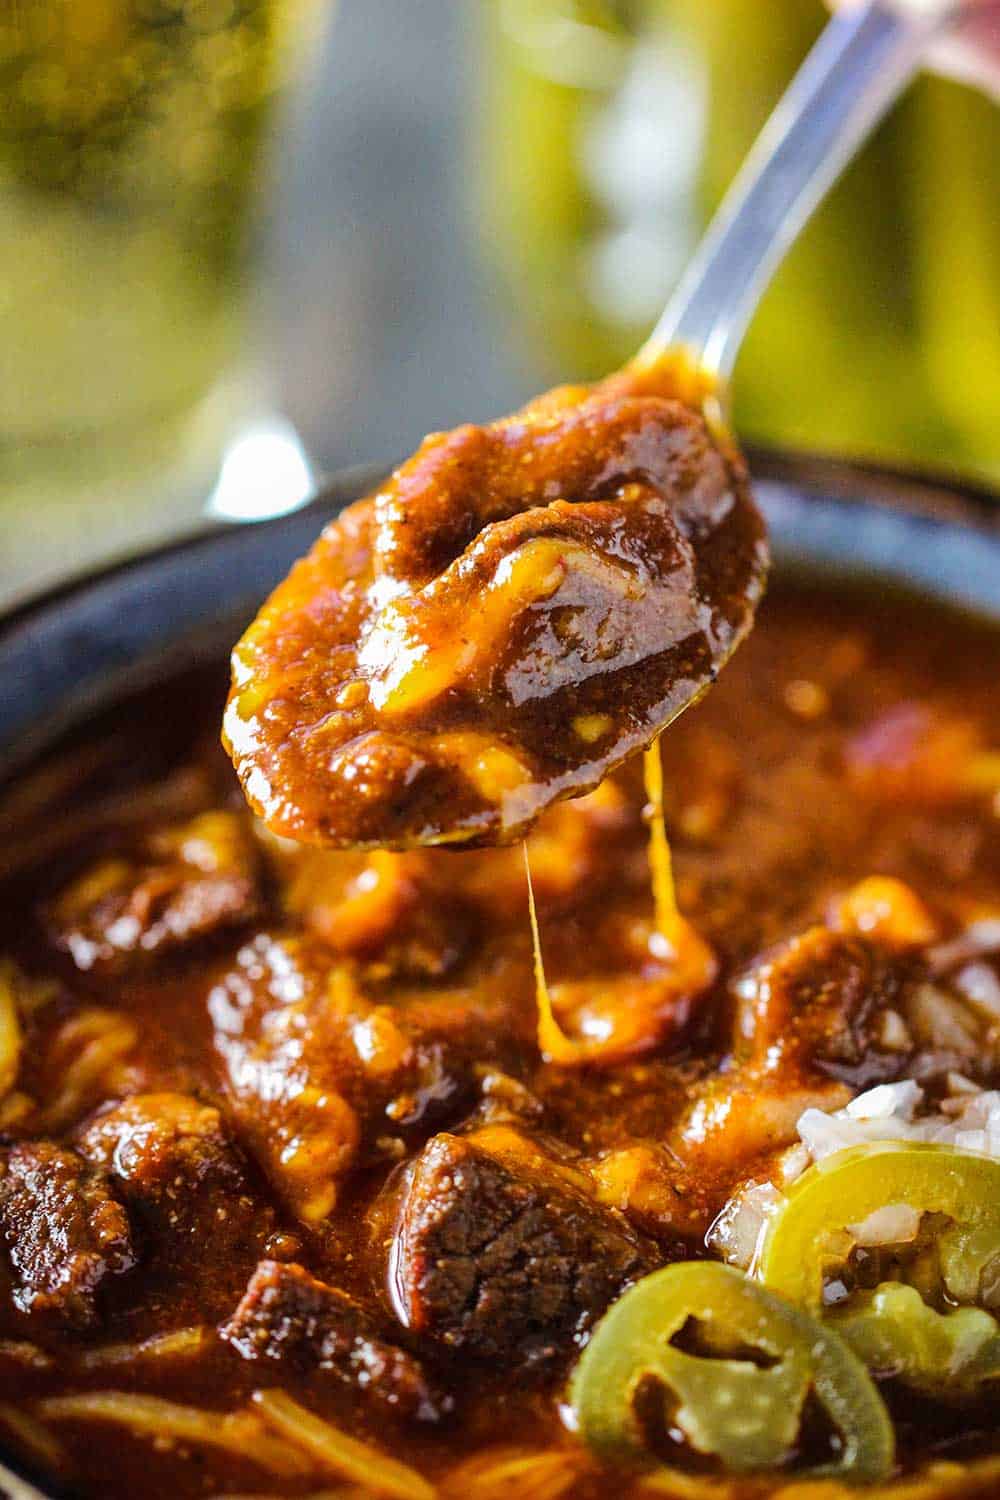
223 363 766 849
1 580 1000 1498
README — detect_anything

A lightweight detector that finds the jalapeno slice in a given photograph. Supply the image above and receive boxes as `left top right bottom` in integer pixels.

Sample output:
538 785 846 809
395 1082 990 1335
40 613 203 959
567 1261 893 1483
758 1144 1000 1313
830 1282 1000 1396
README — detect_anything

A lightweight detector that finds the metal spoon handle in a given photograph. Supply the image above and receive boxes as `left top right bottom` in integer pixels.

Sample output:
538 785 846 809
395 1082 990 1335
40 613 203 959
641 0 945 381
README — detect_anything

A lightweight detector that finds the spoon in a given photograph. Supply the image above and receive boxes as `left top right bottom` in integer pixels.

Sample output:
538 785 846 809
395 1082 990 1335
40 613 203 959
224 0 963 854
638 0 951 397
630 0 954 938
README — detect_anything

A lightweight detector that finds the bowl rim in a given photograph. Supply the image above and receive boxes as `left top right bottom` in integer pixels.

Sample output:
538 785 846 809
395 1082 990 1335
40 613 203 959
1 449 998 644
0 448 998 1499
747 446 1000 527
1 448 999 794
0 460 387 642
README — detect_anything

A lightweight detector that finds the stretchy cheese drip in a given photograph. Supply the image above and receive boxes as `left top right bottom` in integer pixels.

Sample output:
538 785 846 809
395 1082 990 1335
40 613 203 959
643 739 680 948
526 822 717 1069
524 842 583 1065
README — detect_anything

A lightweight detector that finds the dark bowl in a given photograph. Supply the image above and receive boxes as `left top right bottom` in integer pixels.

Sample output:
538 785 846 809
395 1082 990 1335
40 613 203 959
2 455 1000 788
3 455 1000 785
0 455 999 1499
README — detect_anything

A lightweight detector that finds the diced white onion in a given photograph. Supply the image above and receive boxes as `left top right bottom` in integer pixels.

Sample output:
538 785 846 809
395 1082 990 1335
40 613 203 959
715 1076 1000 1273
928 920 1000 975
877 1008 912 1051
799 1081 1000 1163
847 1203 921 1246
845 1079 922 1121
954 962 1000 1019
706 1180 783 1272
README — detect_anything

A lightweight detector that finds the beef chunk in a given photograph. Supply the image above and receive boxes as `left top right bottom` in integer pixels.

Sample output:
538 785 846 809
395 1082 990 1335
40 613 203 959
76 1094 273 1300
224 372 765 850
48 811 262 973
0 1142 134 1328
221 1260 440 1421
210 934 523 1225
732 926 911 1089
672 928 912 1185
391 1132 654 1362
210 937 372 1224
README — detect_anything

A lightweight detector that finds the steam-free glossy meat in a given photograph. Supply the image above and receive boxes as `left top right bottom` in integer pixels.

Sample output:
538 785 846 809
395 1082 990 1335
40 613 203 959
224 365 767 848
388 1131 656 1362
0 1143 134 1329
0 580 999 1499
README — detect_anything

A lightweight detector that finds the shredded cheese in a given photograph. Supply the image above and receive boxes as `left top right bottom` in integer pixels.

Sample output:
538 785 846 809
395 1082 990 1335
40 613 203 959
0 1402 65 1469
252 1388 434 1500
38 1392 311 1477
79 1326 211 1370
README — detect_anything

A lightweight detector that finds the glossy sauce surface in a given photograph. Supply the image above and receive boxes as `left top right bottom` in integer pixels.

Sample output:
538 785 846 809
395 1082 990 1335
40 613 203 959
2 579 1000 1497
224 364 766 848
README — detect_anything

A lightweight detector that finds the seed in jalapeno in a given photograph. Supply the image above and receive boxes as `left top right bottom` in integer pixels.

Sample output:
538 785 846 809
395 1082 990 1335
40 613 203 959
567 1261 893 1483
758 1143 1000 1314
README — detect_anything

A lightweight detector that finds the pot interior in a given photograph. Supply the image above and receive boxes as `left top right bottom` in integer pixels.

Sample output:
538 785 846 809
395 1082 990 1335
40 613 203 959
0 461 998 1500
1 464 999 792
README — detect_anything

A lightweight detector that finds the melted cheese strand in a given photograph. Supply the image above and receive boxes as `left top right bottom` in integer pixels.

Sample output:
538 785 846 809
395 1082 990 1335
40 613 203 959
643 738 680 946
524 842 581 1065
526 779 717 1069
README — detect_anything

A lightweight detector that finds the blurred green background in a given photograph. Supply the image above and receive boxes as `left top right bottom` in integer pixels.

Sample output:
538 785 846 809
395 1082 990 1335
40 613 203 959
479 0 1000 478
1 0 997 602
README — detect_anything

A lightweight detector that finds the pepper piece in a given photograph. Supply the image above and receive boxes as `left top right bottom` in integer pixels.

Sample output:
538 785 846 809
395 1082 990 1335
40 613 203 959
758 1143 1000 1313
567 1261 892 1483
830 1281 1000 1396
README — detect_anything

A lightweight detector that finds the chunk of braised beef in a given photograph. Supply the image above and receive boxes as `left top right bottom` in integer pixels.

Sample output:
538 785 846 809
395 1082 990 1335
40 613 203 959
733 926 912 1090
209 934 527 1225
221 1260 441 1421
672 928 915 1189
224 367 766 851
390 1132 655 1364
76 1093 274 1304
0 1141 134 1328
47 811 262 973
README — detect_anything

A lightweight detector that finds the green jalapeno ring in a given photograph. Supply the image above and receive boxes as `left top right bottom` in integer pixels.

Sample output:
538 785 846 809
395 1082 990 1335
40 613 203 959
568 1261 894 1484
757 1143 1000 1314
829 1281 1000 1397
